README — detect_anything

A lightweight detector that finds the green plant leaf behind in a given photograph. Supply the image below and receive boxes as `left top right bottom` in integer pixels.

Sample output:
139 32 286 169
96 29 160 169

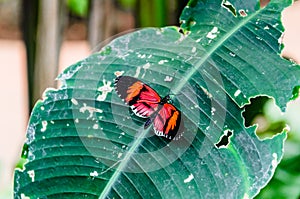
67 0 89 17
14 0 300 198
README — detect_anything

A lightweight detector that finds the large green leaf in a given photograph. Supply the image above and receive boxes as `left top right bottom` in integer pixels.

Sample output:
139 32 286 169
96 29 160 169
14 0 300 198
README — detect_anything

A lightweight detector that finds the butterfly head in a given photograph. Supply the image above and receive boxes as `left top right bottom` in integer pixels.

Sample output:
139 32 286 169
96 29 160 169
161 95 172 104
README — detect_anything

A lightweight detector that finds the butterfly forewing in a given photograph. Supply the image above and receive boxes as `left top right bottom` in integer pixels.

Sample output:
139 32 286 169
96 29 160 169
114 76 161 118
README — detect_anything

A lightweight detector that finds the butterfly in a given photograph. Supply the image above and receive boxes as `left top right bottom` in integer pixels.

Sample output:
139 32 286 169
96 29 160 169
114 76 183 140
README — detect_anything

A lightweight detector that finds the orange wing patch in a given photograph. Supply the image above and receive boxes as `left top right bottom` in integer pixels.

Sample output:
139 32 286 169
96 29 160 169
125 81 143 102
165 110 179 135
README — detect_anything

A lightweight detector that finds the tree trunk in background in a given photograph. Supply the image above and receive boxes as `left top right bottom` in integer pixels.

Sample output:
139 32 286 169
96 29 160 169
88 0 135 52
33 0 66 105
88 0 117 51
21 0 39 111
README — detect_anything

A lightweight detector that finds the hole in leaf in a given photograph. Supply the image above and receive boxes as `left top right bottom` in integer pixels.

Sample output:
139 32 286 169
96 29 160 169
187 0 198 8
243 96 285 139
221 0 237 16
215 129 233 148
21 143 29 159
291 86 300 100
238 9 247 17
178 28 184 34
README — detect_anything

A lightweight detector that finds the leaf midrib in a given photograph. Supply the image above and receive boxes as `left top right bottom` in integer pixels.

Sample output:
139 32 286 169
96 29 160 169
173 6 262 95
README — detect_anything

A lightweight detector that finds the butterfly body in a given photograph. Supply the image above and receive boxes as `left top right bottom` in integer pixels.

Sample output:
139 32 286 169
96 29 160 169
114 76 183 139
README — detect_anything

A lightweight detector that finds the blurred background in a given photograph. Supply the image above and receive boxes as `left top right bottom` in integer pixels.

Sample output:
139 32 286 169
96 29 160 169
0 0 299 198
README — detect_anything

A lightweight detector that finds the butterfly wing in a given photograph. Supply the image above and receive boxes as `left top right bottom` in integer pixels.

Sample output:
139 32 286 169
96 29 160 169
114 76 161 118
153 103 182 139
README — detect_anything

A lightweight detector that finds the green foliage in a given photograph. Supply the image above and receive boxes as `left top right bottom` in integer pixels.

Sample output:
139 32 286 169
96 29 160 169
67 0 89 17
254 97 300 199
138 0 167 27
118 0 136 9
14 0 300 198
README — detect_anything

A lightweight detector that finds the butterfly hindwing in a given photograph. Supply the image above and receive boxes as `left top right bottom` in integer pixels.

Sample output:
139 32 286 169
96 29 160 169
114 76 161 118
153 103 182 139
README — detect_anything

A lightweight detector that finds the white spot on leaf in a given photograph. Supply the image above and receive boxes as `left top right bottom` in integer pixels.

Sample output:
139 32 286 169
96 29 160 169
90 171 99 177
234 90 241 97
243 194 250 199
143 63 151 69
114 71 124 77
272 153 278 168
27 170 35 182
134 66 141 78
80 103 103 119
176 33 187 43
164 76 173 82
93 124 99 129
158 60 169 65
118 153 123 158
192 47 197 53
206 27 219 39
211 107 216 116
97 79 113 101
229 52 236 57
196 38 202 43
184 174 194 183
201 86 213 99
278 34 284 45
21 193 30 199
41 121 47 132
71 98 78 105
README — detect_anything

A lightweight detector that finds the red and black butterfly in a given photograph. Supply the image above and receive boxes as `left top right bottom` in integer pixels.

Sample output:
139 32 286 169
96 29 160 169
114 76 183 139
